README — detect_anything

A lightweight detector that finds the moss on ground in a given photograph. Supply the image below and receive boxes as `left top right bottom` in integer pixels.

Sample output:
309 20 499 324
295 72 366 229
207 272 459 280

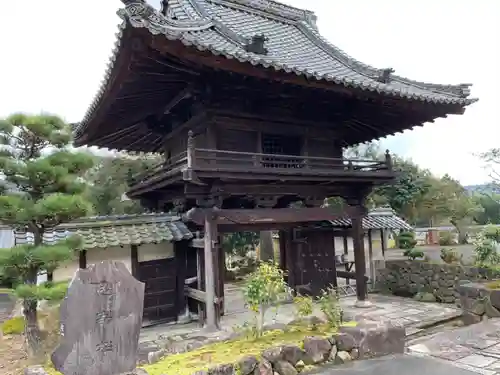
142 323 352 375
486 280 500 290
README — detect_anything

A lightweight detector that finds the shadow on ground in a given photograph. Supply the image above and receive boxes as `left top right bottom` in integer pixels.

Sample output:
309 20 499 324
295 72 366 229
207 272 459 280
307 354 480 375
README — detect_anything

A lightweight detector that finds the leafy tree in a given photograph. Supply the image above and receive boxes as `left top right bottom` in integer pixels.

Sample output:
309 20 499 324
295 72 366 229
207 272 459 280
243 262 290 337
85 155 160 216
473 193 500 225
222 232 259 257
0 113 94 354
479 148 500 185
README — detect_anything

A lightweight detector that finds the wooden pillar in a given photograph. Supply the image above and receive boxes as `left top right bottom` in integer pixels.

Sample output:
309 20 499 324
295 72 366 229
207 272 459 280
284 229 296 293
214 233 225 317
380 229 387 258
278 230 287 274
196 247 205 327
331 230 338 288
175 242 189 322
351 216 367 302
342 234 349 285
367 229 375 285
204 213 218 331
130 245 138 278
79 250 87 269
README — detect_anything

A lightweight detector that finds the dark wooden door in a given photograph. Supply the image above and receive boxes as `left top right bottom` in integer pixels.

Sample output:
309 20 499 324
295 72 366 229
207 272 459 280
137 258 177 324
293 229 337 296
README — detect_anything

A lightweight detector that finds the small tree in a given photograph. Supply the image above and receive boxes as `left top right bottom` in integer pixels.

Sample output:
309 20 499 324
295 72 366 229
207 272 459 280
242 262 290 337
0 113 94 354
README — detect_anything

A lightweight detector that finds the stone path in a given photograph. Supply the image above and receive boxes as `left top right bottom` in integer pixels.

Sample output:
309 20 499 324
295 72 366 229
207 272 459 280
408 318 500 374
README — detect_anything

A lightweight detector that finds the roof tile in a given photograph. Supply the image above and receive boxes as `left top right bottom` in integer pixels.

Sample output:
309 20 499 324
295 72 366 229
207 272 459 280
13 214 193 249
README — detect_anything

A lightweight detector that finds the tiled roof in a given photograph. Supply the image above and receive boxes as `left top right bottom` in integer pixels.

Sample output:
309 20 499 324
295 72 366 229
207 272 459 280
329 207 413 230
77 0 475 134
13 213 193 249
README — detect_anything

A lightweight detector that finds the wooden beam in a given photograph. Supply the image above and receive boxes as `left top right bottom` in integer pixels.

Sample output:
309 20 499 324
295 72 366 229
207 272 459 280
185 206 363 226
184 286 220 304
162 84 193 114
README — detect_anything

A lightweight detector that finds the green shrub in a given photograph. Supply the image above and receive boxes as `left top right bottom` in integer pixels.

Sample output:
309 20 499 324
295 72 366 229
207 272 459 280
317 286 343 328
439 231 456 246
403 248 424 260
440 248 463 264
474 225 500 265
1 316 25 335
397 231 417 249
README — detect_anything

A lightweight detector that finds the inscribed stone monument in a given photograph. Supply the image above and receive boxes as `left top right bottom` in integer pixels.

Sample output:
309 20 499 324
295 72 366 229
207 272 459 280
51 261 145 375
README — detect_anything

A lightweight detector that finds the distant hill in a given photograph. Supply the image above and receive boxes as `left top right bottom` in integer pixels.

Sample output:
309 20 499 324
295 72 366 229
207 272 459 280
464 183 500 195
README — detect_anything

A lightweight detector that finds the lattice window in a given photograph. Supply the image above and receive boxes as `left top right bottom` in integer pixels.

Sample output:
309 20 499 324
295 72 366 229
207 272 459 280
261 134 302 169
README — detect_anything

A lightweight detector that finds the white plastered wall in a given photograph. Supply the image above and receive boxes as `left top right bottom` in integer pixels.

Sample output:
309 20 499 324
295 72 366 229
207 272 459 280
52 242 175 282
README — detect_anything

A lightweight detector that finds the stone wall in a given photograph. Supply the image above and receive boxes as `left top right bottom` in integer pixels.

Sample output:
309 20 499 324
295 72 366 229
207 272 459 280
377 260 500 304
457 282 500 324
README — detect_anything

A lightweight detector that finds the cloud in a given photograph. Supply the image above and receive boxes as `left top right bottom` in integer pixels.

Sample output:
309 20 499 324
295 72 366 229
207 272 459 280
1 0 497 185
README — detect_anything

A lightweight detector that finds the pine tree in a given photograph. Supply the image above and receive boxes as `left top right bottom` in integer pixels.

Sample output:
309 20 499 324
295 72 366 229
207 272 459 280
0 113 94 354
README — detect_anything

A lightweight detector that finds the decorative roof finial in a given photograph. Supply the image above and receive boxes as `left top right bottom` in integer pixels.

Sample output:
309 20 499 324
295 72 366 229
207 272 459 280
244 34 268 55
377 68 395 84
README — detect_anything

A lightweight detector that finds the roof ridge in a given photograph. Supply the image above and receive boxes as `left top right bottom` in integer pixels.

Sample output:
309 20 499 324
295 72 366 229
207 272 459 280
205 0 317 24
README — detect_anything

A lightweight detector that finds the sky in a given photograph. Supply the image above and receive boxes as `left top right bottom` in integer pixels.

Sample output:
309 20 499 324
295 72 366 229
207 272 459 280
0 0 498 185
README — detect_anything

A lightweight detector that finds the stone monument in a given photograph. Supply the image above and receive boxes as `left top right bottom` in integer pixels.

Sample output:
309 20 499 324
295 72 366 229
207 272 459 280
51 261 145 375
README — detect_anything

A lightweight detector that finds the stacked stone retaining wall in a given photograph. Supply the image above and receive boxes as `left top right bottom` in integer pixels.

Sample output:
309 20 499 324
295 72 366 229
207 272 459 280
377 260 500 304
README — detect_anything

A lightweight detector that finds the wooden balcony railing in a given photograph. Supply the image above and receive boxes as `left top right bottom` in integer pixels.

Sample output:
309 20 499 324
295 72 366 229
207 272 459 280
129 130 393 187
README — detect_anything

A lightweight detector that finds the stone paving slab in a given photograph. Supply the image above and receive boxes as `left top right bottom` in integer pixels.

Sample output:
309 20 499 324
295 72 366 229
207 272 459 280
408 318 500 374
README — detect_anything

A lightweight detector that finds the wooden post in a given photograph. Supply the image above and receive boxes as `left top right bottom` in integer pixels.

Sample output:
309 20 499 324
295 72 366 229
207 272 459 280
284 229 296 293
351 215 368 304
196 247 205 327
342 234 349 285
385 149 392 170
367 229 375 285
187 130 195 168
79 250 87 269
130 245 138 278
380 229 387 258
203 212 218 331
331 230 338 288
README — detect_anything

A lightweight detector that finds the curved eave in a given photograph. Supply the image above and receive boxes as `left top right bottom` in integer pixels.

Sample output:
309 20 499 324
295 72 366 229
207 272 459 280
75 2 478 143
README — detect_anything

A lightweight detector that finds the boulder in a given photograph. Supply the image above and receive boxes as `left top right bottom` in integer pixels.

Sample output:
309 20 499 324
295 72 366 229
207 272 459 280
303 336 332 364
273 360 298 375
238 356 259 375
147 349 166 364
339 321 405 359
485 298 500 318
462 312 482 325
334 351 352 364
24 367 49 375
489 289 500 310
262 346 284 363
335 332 357 352
208 364 235 375
328 344 338 361
281 345 306 366
254 360 273 375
